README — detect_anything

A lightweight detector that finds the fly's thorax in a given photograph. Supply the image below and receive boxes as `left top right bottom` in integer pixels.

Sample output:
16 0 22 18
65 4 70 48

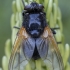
22 2 48 38
22 13 47 38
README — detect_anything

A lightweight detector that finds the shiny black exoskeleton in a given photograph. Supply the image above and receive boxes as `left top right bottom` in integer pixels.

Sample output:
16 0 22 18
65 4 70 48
22 2 47 38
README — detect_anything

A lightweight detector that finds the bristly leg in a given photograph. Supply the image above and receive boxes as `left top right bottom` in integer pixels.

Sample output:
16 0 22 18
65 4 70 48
51 27 60 34
51 29 56 34
13 26 20 29
51 27 60 30
57 42 62 44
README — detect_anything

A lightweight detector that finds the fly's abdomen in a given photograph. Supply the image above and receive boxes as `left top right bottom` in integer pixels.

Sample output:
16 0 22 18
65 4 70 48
32 45 40 60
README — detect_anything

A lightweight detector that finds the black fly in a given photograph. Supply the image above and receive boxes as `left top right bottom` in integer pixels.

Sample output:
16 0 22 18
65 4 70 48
9 1 64 70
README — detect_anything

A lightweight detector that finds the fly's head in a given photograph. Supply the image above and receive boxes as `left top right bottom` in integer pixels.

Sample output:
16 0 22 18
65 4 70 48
22 2 47 38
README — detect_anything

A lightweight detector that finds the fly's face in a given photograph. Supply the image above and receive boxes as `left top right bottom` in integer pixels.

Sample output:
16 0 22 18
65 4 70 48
24 13 46 38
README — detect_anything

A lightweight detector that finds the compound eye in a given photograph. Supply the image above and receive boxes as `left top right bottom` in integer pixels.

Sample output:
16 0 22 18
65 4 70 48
24 5 31 10
39 4 44 10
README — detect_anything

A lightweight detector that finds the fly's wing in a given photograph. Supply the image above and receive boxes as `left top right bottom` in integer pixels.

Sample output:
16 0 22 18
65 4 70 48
9 27 29 70
36 37 49 59
37 26 64 70
22 37 35 60
10 45 28 70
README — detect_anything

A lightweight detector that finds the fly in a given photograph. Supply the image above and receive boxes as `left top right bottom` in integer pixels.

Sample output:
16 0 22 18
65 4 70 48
9 1 64 70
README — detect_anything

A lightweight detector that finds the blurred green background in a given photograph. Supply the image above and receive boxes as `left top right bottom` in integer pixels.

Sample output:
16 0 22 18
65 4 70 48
0 0 70 67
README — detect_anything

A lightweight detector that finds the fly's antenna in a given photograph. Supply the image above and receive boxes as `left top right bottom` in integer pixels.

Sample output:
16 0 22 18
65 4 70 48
22 0 25 7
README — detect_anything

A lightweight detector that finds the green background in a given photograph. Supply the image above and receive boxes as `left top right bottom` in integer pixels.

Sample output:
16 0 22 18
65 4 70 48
0 0 70 67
